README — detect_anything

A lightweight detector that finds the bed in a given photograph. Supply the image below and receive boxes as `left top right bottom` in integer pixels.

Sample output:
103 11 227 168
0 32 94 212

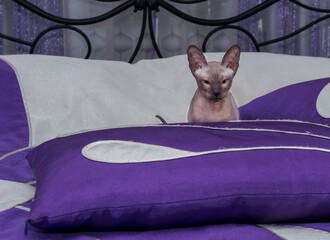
1 1 330 239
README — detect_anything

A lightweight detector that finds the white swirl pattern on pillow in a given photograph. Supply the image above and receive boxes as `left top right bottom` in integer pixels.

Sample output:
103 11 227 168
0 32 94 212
0 180 35 212
317 83 330 118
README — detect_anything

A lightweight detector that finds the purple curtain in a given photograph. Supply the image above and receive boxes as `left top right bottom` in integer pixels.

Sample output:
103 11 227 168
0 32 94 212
238 0 329 57
238 0 259 52
13 0 63 55
311 1 319 56
278 0 297 55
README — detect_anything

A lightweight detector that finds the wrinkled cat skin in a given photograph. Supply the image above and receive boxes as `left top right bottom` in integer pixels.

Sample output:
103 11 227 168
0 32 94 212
187 45 240 123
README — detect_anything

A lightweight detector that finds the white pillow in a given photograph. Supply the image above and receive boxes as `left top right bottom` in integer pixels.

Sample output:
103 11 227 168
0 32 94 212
1 53 329 146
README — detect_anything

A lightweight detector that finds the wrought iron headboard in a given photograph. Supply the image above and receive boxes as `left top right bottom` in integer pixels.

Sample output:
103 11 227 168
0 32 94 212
1 0 329 62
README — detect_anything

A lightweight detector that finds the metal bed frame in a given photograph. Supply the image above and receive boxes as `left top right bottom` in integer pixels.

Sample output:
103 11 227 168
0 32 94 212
0 0 329 62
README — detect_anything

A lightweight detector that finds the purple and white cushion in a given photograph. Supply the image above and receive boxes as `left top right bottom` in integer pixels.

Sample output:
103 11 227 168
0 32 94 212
26 121 330 231
239 78 330 125
1 54 330 239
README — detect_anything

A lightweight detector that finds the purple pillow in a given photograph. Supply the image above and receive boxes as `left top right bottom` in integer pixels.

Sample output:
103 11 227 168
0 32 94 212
239 78 330 125
26 121 330 232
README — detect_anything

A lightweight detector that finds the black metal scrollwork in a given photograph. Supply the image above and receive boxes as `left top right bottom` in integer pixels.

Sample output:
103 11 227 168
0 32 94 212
0 0 329 61
134 0 159 11
31 25 92 59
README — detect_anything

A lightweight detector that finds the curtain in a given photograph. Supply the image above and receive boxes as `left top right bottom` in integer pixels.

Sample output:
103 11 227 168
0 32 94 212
0 0 329 59
0 0 63 55
63 0 241 60
239 0 329 56
63 0 329 61
238 0 259 52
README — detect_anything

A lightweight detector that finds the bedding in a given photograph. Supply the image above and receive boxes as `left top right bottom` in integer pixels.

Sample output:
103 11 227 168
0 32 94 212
239 78 330 125
27 121 330 232
1 53 329 146
1 53 330 239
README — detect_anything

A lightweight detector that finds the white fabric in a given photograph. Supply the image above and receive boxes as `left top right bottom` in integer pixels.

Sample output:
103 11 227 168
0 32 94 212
82 140 194 163
1 53 329 146
317 83 330 118
82 139 330 164
15 205 31 212
259 224 330 240
0 180 35 212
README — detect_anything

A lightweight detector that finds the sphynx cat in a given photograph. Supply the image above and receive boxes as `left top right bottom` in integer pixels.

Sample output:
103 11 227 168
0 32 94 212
187 45 240 123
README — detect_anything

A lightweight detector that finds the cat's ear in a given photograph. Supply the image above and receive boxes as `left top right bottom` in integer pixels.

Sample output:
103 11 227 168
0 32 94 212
221 45 240 74
187 45 208 75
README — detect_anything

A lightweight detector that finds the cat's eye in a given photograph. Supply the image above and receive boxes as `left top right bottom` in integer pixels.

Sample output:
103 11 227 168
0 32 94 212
202 80 210 84
222 79 229 84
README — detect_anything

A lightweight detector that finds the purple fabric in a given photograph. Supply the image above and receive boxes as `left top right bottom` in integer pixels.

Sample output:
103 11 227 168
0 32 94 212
239 78 330 125
0 208 283 240
238 0 259 52
14 3 29 54
277 0 329 56
26 121 330 232
311 0 320 57
1 146 330 240
0 149 34 182
0 59 29 156
278 1 297 54
13 1 63 55
0 146 285 240
328 23 330 58
0 208 92 240
92 224 282 240
237 0 328 56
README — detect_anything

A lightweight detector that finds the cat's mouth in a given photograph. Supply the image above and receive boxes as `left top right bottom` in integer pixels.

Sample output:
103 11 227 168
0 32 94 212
211 97 222 102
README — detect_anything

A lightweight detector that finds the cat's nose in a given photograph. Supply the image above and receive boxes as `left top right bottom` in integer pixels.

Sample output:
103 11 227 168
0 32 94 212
213 92 220 97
